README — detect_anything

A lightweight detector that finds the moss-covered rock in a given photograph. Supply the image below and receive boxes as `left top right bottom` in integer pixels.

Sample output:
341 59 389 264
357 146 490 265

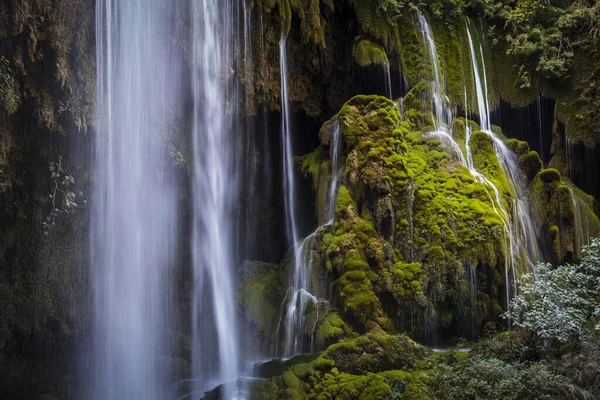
254 354 320 379
318 328 425 375
529 169 600 263
238 261 283 350
242 328 426 399
314 311 354 348
353 37 390 67
301 94 517 339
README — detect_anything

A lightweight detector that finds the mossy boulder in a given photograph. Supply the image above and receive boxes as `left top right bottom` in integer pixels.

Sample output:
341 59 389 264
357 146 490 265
353 38 390 67
254 354 320 379
238 261 283 348
506 138 542 181
318 328 426 375
529 170 600 262
244 329 425 399
314 311 354 348
304 94 512 338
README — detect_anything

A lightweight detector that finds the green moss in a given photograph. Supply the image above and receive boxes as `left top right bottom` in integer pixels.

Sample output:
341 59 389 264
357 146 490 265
238 261 282 337
338 95 400 148
335 186 354 218
300 145 331 222
316 95 512 334
316 329 426 375
254 354 319 379
470 130 512 204
287 0 326 46
538 168 561 183
315 312 354 348
353 38 390 67
346 0 400 51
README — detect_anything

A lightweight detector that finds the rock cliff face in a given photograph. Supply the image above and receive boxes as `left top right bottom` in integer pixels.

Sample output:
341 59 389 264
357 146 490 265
1 0 600 398
0 0 94 396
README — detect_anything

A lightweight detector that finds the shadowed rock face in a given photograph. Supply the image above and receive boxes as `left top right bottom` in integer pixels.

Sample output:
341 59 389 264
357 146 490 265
0 0 95 397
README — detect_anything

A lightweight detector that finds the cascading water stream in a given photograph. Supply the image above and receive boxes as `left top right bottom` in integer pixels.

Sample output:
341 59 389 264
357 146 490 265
418 13 466 165
91 1 180 398
465 21 542 299
565 182 592 259
279 38 343 355
328 122 343 222
418 13 542 318
418 13 452 132
280 122 342 354
190 0 240 396
384 64 393 100
279 35 307 357
280 37 300 254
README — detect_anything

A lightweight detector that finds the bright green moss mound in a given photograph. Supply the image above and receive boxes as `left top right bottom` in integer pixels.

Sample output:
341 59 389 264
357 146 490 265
506 138 542 181
315 312 354 348
308 94 512 336
241 328 426 399
318 328 426 375
353 38 390 67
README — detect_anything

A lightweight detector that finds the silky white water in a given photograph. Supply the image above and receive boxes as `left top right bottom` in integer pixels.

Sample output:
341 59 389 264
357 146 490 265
280 37 300 253
328 122 343 222
384 64 393 100
465 21 542 296
93 0 243 398
279 40 343 354
92 1 181 398
418 13 453 131
565 182 593 259
417 14 542 317
190 0 240 397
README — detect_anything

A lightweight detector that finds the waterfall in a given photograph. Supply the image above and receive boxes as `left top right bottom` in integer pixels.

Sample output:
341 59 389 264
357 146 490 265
384 64 393 100
279 37 343 354
565 182 592 259
190 0 239 396
328 122 343 222
92 1 181 398
465 21 542 301
466 26 490 131
416 14 542 320
418 14 465 164
279 121 343 356
418 12 521 316
280 37 300 252
418 13 452 131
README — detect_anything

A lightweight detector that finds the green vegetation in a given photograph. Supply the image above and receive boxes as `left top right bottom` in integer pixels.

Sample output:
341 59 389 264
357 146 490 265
291 94 521 340
507 238 600 343
529 169 600 263
353 38 390 67
238 261 283 339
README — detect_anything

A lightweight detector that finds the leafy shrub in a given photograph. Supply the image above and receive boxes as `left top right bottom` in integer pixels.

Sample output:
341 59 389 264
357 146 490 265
507 238 600 343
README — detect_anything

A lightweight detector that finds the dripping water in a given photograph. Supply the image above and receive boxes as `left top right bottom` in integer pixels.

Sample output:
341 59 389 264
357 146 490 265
418 13 452 131
384 64 393 100
328 122 343 222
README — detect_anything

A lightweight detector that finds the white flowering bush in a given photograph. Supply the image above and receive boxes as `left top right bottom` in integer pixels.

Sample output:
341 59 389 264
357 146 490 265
507 238 600 343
